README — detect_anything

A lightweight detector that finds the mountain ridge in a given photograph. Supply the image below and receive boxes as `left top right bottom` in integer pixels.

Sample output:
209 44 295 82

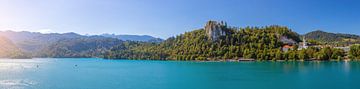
303 30 360 45
1 21 360 60
100 34 163 43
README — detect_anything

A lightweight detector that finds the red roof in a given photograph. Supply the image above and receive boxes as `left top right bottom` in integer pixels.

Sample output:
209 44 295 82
283 45 293 48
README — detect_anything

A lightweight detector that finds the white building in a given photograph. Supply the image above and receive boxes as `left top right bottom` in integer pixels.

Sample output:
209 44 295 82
298 37 308 50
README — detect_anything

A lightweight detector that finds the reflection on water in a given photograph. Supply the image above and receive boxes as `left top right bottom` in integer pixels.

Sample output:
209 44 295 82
279 61 354 75
0 63 34 71
0 79 37 89
0 59 46 70
0 59 44 89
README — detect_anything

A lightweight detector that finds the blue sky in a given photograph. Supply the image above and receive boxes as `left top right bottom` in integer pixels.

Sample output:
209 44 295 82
0 0 359 39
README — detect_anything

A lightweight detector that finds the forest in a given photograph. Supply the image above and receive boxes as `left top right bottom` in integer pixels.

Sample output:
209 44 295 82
103 21 360 61
304 30 360 46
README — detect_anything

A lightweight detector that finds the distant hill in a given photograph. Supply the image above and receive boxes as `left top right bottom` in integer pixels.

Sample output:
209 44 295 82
303 30 360 44
0 31 124 57
0 31 165 58
101 34 163 43
0 31 83 53
39 36 123 58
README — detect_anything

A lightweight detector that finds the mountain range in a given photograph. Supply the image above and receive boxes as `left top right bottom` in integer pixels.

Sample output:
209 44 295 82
0 31 162 58
100 34 163 43
0 21 359 59
303 30 360 45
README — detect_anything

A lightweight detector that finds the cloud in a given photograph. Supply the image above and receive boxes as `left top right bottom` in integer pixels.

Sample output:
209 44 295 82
36 29 52 33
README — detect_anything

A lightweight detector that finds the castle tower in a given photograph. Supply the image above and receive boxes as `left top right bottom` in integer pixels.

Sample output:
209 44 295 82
302 37 308 49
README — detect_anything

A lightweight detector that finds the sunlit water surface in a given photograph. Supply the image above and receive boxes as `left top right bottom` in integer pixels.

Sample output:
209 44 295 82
1 58 360 89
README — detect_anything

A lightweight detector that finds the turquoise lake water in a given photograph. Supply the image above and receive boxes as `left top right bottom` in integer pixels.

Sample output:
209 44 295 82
0 58 360 89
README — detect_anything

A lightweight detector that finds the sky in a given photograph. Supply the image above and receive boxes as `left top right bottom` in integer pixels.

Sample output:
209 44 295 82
0 0 359 39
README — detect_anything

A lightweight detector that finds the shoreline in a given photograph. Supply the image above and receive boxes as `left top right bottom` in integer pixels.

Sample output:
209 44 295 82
0 57 356 62
105 58 356 62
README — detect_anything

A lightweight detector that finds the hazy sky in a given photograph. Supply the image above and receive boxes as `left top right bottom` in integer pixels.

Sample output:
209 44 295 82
0 0 359 39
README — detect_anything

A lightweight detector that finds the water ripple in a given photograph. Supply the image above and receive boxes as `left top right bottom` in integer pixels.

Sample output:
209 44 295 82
0 79 37 89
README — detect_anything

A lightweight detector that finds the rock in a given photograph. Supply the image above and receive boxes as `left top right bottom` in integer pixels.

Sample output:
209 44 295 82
280 36 296 45
204 21 229 41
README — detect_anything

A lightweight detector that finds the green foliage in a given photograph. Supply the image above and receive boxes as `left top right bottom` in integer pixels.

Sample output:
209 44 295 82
275 49 282 61
298 49 308 60
304 30 360 46
1 26 357 61
316 47 330 60
103 24 352 61
40 37 123 58
331 48 345 60
349 45 360 60
105 25 303 61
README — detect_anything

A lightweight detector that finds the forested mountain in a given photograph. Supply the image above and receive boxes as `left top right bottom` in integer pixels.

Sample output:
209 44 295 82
38 36 123 58
0 36 29 58
1 21 359 60
104 21 305 61
101 34 163 43
0 31 124 57
303 30 360 45
0 31 83 53
0 31 157 57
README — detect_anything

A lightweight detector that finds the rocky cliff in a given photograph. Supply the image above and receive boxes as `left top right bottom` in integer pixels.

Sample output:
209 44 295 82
204 21 229 41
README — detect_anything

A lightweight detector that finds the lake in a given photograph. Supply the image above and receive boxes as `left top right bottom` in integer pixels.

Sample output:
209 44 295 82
0 58 360 89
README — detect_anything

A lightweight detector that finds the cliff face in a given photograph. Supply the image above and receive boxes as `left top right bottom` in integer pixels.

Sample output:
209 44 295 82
204 21 229 41
280 36 297 45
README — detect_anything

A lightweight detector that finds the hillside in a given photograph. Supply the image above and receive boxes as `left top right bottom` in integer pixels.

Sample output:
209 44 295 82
303 30 360 45
0 36 29 58
104 21 302 60
0 31 135 57
0 31 162 56
39 36 123 58
0 31 83 53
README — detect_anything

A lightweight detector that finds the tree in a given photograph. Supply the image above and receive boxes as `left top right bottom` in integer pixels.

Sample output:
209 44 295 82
349 45 360 60
298 49 308 60
288 51 298 60
275 50 283 60
331 49 345 60
322 47 333 60
283 52 289 60
305 47 318 59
